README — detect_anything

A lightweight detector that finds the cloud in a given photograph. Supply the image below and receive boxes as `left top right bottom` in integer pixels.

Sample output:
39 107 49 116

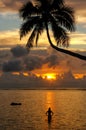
0 30 28 47
65 0 86 25
44 54 59 68
69 32 86 47
23 55 43 71
0 29 86 50
0 47 86 74
2 59 23 72
65 0 86 15
0 0 30 12
0 70 86 89
0 30 20 45
1 48 44 72
11 45 28 57
81 63 86 70
0 50 12 71
61 71 75 80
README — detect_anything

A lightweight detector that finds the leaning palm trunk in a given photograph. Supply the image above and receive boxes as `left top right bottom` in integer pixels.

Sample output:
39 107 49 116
46 24 86 60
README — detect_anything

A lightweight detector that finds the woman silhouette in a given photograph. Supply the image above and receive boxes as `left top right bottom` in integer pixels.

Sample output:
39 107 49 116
46 107 53 123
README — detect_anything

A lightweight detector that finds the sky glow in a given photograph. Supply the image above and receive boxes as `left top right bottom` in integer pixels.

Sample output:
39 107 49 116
0 0 86 86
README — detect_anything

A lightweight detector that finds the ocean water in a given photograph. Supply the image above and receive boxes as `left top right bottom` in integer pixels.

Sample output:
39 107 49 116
0 90 86 130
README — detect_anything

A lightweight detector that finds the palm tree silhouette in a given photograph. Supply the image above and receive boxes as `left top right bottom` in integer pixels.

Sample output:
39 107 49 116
19 0 86 60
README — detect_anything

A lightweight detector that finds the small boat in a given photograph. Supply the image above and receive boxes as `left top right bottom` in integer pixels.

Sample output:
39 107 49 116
10 102 22 106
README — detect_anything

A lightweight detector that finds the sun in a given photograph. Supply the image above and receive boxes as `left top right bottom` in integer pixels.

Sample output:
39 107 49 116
43 73 56 80
47 75 53 80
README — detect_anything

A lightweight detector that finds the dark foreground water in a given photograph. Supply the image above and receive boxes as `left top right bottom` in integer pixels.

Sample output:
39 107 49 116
0 90 86 130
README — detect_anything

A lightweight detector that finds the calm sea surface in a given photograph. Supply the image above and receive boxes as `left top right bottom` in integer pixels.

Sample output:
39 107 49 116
0 90 86 130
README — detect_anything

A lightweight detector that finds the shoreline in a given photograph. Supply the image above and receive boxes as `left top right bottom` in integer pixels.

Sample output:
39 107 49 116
0 88 86 91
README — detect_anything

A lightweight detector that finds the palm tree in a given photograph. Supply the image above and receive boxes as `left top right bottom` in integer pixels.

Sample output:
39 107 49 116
19 0 86 60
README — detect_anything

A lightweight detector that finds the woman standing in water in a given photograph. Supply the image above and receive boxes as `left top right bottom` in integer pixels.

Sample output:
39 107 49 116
46 107 53 123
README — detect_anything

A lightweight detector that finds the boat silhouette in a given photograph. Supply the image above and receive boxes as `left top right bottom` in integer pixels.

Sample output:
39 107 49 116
10 102 22 105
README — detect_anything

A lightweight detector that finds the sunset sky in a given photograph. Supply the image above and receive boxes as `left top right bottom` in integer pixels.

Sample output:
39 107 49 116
0 0 86 49
0 0 86 80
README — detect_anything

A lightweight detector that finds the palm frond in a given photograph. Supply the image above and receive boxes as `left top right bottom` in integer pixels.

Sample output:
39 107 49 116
50 16 69 47
54 6 75 31
26 18 45 48
36 0 49 6
35 19 45 46
26 27 37 49
20 16 39 39
19 1 38 20
51 0 64 10
36 0 51 11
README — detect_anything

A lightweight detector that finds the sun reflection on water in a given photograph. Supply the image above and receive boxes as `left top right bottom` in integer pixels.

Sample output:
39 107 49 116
45 91 55 110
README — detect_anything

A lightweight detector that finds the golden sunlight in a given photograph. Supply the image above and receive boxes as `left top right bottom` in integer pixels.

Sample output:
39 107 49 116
23 72 29 76
12 72 20 75
74 74 84 79
45 91 54 109
42 73 56 80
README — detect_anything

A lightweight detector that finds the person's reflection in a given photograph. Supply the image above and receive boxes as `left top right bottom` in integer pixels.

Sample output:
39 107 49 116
46 107 53 124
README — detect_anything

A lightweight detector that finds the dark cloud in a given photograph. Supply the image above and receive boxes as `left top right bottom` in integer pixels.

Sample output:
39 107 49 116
82 63 86 69
0 48 86 73
11 45 28 57
2 59 23 72
44 54 59 68
0 50 11 58
62 71 75 80
2 54 43 72
23 55 43 71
